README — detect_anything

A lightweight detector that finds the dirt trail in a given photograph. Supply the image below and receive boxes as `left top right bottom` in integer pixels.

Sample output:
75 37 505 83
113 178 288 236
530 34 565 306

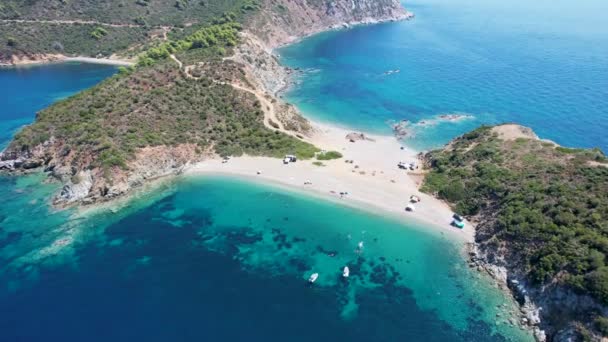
169 54 183 69
171 54 295 137
161 26 171 40
1 18 144 28
229 82 287 132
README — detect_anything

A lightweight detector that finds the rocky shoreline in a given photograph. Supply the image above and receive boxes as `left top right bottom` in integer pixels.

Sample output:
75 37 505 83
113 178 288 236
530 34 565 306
465 243 546 341
0 53 65 67
273 10 415 50
465 236 608 341
424 126 608 342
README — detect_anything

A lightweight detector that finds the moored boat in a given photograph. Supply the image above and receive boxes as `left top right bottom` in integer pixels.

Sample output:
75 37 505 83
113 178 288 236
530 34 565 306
308 273 319 283
343 266 350 278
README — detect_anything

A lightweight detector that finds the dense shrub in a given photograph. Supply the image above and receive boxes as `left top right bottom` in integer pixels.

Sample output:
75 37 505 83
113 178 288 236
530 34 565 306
422 126 608 305
0 22 147 59
0 0 257 61
595 316 608 336
316 151 343 160
137 20 241 66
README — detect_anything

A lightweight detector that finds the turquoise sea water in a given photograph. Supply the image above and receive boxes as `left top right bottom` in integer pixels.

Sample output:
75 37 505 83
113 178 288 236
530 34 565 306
279 0 608 152
0 174 532 341
0 64 532 339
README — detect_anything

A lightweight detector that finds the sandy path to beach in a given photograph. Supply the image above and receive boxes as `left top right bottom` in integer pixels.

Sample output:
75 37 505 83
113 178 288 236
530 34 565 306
187 122 474 242
0 19 144 28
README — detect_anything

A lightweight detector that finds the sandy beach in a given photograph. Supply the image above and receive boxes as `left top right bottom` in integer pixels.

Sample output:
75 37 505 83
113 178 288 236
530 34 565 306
0 54 134 67
64 57 134 66
187 121 474 242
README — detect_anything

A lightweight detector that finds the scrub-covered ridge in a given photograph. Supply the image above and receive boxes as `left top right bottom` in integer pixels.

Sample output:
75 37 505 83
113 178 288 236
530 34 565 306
422 124 608 339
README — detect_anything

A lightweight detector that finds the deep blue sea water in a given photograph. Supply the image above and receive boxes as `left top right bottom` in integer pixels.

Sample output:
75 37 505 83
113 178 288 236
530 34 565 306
0 63 533 339
0 174 531 341
279 0 608 152
0 63 118 150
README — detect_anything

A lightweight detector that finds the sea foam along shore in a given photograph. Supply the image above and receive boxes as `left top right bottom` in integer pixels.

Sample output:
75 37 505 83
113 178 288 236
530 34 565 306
186 121 475 243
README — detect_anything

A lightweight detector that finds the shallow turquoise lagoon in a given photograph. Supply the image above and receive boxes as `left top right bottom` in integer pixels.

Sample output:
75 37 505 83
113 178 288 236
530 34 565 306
0 173 532 341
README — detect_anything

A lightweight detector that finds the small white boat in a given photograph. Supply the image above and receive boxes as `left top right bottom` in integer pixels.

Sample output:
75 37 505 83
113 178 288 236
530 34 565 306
308 273 319 283
343 266 350 278
358 241 364 249
405 204 416 212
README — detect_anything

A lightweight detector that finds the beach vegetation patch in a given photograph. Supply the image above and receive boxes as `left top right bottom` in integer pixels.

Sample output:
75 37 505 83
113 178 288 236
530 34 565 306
6 37 17 47
90 27 108 40
595 316 608 336
316 150 343 160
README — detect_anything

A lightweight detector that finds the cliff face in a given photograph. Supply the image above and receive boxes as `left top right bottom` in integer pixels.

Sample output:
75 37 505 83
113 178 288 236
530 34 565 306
248 0 410 48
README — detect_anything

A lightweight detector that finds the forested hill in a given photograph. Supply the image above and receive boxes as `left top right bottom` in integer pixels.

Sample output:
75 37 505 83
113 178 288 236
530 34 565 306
0 0 258 63
0 0 252 24
0 0 405 64
422 124 608 339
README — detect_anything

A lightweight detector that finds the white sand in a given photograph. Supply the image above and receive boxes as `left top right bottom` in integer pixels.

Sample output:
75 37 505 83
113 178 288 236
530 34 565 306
64 57 134 66
186 122 474 242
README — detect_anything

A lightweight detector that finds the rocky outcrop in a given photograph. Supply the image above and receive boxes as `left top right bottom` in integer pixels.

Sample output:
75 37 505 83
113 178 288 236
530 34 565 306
232 32 291 96
230 32 313 136
470 237 608 341
0 53 66 67
427 128 608 341
249 0 411 49
466 221 608 341
0 141 205 206
467 243 546 340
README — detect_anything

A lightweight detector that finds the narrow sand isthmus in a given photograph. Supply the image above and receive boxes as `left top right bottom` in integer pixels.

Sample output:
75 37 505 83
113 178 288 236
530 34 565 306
187 122 474 242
